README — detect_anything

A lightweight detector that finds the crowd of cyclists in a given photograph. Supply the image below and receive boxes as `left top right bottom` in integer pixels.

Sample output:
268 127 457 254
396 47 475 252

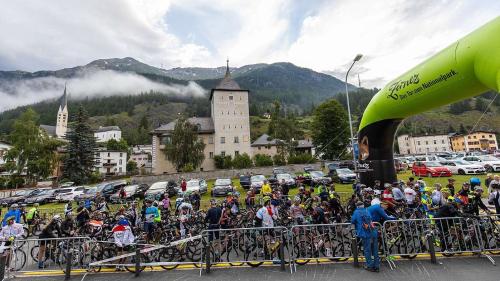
0 173 498 271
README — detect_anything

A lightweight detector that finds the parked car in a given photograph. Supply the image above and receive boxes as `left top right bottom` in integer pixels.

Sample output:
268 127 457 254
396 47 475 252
272 167 288 175
440 160 486 175
24 189 57 205
274 173 296 189
461 155 500 172
1 189 43 206
75 187 97 202
329 168 357 184
412 161 452 177
250 175 266 192
110 184 140 203
59 182 75 188
95 180 128 201
56 186 88 202
239 175 251 190
211 178 235 197
145 181 168 200
309 170 332 185
178 179 208 196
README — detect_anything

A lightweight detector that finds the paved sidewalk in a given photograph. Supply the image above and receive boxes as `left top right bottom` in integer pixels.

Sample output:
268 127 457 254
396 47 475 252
22 256 499 281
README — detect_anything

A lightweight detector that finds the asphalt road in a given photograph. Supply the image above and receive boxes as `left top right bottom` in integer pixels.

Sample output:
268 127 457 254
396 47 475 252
24 256 500 281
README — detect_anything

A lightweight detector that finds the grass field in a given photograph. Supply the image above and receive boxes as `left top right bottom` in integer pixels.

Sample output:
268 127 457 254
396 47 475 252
25 169 494 216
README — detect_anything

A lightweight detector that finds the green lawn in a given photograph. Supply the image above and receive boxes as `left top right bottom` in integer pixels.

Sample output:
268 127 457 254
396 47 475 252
22 169 494 216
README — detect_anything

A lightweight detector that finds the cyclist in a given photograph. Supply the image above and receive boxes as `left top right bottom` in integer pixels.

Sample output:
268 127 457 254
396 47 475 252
455 182 471 205
261 180 272 196
61 212 75 237
290 197 305 225
205 199 222 243
421 187 437 219
112 216 135 271
3 204 21 226
404 183 417 208
64 201 73 216
435 196 460 252
446 178 456 197
26 203 40 229
37 215 62 269
177 199 193 238
255 197 276 227
391 182 405 203
469 177 481 189
190 190 201 211
143 200 159 242
0 216 24 270
463 187 490 216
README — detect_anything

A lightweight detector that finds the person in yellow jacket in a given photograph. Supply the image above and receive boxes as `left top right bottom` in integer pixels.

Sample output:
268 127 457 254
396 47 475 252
26 203 40 227
261 180 272 195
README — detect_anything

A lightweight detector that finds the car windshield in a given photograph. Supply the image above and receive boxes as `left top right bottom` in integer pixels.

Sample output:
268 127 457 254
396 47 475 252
149 182 166 190
58 188 73 194
95 183 109 192
84 188 97 194
479 155 499 161
310 171 324 177
251 175 265 182
37 189 54 195
337 168 353 174
276 174 292 181
125 185 137 192
187 181 199 188
425 162 441 167
215 179 231 186
453 160 471 165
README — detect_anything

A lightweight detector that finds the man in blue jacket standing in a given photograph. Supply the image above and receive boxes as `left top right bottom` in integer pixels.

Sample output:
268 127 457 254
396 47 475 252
351 201 379 272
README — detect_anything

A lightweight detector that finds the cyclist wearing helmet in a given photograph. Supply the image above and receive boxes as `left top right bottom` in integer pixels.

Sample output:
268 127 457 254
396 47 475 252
470 177 481 189
463 187 490 216
255 197 276 227
0 216 24 269
456 182 471 205
112 217 135 271
289 197 305 225
26 203 40 226
421 187 437 219
190 190 201 211
38 215 62 268
143 200 159 242
2 204 21 226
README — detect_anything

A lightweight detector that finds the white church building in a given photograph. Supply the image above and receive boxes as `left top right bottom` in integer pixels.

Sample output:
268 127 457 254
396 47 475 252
40 86 68 139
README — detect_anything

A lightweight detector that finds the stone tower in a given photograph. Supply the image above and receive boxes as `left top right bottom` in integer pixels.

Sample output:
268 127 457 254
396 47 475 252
55 85 68 139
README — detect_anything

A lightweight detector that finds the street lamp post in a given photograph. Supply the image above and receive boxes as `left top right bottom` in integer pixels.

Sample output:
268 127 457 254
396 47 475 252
345 54 363 174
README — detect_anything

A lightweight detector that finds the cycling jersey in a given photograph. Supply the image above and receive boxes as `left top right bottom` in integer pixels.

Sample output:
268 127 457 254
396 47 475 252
145 206 159 223
404 187 417 204
26 207 39 220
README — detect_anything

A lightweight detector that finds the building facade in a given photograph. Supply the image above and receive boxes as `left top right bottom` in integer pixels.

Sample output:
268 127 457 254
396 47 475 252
0 142 11 168
95 150 127 176
94 126 122 142
397 134 452 155
450 131 498 152
151 61 251 174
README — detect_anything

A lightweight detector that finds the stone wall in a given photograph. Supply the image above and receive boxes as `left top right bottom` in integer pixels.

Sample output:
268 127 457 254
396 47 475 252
131 163 322 185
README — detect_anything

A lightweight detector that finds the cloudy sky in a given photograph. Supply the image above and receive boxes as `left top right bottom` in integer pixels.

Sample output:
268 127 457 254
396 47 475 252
1 0 499 88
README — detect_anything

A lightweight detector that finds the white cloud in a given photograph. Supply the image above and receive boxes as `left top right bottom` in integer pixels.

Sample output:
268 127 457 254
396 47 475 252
285 0 500 87
0 70 206 111
1 0 499 90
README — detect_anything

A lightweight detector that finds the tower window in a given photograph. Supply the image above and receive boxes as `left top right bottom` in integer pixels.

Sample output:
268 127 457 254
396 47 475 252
229 96 233 100
234 136 239 143
221 137 225 144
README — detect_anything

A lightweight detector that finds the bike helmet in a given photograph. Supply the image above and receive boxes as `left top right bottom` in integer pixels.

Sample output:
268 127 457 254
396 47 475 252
53 214 62 222
470 177 481 187
118 218 129 226
11 204 19 209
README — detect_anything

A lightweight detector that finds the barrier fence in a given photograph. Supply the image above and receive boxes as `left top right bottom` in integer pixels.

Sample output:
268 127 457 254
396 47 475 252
200 226 288 273
2 215 499 278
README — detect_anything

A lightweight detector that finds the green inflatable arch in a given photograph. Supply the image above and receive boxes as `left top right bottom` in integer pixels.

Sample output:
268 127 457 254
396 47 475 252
358 16 500 186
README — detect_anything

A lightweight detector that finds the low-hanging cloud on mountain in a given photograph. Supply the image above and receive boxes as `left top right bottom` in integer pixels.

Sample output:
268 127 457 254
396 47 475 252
0 69 207 112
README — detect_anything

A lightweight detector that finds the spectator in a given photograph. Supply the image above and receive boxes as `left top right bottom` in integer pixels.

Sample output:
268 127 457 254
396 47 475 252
351 201 379 272
485 174 494 190
488 183 500 214
181 179 187 193
488 175 500 194
446 178 456 196
368 202 395 224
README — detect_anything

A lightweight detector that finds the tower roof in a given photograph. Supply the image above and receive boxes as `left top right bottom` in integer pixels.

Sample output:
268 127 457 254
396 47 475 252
215 59 241 90
60 84 68 109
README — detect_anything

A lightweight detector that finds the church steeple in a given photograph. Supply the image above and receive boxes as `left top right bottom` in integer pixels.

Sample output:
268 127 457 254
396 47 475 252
56 84 68 139
224 58 230 78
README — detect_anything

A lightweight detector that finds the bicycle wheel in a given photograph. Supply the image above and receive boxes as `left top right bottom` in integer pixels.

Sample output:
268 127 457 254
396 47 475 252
227 244 245 266
30 245 50 263
159 247 180 270
124 253 147 273
11 249 27 271
293 240 312 265
326 241 351 262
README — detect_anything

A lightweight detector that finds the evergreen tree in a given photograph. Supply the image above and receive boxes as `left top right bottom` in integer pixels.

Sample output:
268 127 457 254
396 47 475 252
459 123 467 134
162 116 205 171
63 106 98 184
311 99 349 160
475 97 489 112
447 124 455 133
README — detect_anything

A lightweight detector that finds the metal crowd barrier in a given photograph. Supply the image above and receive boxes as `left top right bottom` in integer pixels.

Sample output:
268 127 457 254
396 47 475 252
290 223 353 270
474 214 500 253
3 237 91 278
200 226 288 273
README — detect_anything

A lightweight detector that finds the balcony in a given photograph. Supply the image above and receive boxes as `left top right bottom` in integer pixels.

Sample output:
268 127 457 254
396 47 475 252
102 162 117 167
